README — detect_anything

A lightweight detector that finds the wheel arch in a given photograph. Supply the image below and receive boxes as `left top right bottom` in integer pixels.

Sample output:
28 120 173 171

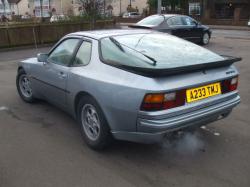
17 66 24 73
203 29 211 38
74 91 111 130
74 91 103 117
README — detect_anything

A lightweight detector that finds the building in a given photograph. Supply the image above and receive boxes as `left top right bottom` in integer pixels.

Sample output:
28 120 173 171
0 0 20 17
16 0 29 16
188 0 250 25
26 0 74 17
106 0 148 16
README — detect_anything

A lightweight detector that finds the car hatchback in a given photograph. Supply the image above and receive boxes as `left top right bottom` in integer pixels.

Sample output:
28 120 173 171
16 29 241 150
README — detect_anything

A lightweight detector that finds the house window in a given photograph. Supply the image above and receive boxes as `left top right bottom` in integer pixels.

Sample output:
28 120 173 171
189 2 201 16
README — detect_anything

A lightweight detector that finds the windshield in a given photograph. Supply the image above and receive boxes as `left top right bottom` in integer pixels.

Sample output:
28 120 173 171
137 15 164 26
100 33 224 70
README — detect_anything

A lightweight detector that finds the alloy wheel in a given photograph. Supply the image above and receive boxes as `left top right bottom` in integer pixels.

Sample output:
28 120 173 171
19 74 32 98
81 104 101 141
203 33 210 45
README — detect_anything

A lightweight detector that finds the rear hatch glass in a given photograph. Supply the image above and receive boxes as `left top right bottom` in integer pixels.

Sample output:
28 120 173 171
99 33 240 76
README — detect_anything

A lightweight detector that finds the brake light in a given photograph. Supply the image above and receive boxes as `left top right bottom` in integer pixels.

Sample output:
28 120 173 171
141 90 185 111
222 76 239 93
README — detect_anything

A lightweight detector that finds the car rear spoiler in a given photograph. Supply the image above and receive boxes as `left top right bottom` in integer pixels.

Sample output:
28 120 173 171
105 55 242 77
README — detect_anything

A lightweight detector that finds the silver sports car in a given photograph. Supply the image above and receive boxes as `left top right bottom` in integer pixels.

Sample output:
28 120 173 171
16 29 241 149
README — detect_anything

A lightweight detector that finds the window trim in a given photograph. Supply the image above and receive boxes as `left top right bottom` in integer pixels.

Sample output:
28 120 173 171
47 36 82 67
70 38 93 67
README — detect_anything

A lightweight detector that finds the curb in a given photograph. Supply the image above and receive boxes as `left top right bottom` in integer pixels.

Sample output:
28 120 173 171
208 25 250 31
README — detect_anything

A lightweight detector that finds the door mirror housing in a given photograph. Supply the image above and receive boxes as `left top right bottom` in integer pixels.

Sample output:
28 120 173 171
37 53 48 62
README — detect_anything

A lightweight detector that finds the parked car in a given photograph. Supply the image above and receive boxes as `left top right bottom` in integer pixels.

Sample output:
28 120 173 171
21 14 31 20
123 12 141 19
50 14 69 22
130 14 212 45
16 29 241 150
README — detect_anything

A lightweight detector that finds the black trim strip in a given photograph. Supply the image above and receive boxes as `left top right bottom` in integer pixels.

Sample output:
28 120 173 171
31 76 70 94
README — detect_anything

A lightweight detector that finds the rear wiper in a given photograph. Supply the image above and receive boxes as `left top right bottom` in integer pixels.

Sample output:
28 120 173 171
109 37 125 52
141 53 157 66
109 37 157 66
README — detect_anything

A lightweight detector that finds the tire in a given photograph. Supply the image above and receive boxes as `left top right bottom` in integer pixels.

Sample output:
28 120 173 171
201 32 210 45
77 96 112 150
16 68 35 103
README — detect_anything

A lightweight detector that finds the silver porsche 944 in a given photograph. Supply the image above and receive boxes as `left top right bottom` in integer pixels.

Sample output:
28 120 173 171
16 29 241 149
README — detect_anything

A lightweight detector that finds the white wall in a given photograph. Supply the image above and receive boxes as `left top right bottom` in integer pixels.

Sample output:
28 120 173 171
50 0 73 15
17 0 29 15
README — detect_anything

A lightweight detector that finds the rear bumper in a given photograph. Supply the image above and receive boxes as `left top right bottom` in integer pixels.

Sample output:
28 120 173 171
112 92 240 143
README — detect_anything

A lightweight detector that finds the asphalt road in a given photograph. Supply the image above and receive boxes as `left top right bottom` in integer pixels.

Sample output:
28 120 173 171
0 29 250 187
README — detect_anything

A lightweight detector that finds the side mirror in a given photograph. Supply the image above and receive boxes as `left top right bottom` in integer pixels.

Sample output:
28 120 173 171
37 53 48 62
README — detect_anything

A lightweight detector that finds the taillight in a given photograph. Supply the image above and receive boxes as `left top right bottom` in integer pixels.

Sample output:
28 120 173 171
141 90 185 111
222 76 239 93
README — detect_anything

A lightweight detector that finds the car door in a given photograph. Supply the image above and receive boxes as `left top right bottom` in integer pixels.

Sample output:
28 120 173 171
35 38 81 108
161 16 187 38
181 16 203 42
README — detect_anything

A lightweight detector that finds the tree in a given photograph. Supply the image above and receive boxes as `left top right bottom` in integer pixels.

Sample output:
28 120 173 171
147 0 157 13
76 0 105 28
77 0 104 17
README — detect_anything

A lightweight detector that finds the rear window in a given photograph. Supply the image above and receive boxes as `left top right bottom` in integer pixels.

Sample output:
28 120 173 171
137 15 164 26
130 12 139 16
100 33 224 70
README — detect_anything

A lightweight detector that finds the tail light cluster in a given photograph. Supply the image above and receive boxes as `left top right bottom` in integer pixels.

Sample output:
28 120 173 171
221 76 239 93
141 76 239 111
141 90 185 111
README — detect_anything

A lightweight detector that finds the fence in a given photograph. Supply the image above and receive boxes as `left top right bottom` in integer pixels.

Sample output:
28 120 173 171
0 20 115 48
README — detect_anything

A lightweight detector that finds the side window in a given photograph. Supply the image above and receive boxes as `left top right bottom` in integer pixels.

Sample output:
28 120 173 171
74 41 92 66
167 16 183 26
182 17 196 26
48 38 80 66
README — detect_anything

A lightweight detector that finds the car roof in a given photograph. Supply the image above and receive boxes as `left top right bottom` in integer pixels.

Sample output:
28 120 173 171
163 14 180 17
68 29 153 40
149 14 187 18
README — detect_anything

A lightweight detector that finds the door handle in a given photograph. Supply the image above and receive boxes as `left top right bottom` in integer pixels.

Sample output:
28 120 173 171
58 72 67 79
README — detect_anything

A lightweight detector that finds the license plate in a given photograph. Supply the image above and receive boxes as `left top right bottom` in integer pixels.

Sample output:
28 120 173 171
186 83 221 103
